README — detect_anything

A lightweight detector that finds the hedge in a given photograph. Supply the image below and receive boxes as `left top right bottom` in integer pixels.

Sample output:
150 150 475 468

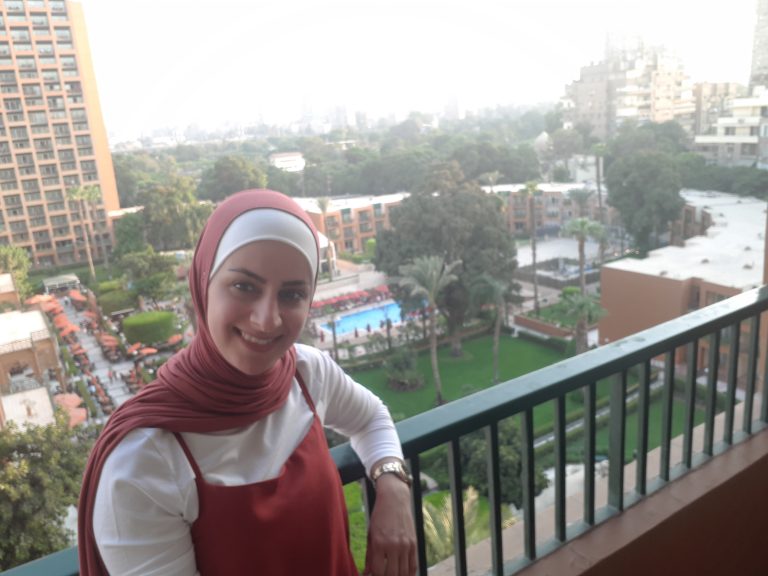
122 311 177 345
98 290 137 315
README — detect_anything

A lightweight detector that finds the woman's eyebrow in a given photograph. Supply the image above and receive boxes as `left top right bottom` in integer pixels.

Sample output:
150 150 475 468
227 268 266 283
227 268 309 287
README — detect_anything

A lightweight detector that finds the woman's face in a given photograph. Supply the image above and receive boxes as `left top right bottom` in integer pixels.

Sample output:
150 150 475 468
206 240 313 375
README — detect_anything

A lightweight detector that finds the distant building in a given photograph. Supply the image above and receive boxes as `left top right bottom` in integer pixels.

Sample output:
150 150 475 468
751 0 768 89
693 90 768 167
0 308 62 399
268 151 306 173
295 193 407 256
0 0 120 269
599 190 765 388
564 39 695 140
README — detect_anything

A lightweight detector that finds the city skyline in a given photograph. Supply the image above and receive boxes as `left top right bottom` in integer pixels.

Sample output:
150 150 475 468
79 0 758 140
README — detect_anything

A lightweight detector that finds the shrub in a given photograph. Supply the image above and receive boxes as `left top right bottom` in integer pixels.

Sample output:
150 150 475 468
383 346 423 391
98 290 137 315
97 280 123 295
122 311 177 345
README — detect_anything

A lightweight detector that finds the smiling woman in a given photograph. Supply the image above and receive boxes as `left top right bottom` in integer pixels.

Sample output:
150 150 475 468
78 189 417 576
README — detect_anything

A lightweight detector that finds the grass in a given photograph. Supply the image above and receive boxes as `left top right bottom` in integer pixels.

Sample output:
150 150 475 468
527 296 601 329
350 334 567 419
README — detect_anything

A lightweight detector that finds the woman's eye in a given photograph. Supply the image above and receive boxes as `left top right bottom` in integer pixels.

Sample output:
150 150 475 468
233 281 255 292
280 290 306 303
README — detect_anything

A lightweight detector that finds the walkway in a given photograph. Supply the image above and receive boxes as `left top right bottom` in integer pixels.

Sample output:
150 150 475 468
60 297 136 412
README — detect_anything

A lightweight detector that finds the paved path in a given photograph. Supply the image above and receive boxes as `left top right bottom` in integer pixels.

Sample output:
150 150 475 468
60 297 136 412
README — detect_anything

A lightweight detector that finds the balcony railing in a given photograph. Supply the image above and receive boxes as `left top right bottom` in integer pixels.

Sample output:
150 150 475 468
3 286 768 575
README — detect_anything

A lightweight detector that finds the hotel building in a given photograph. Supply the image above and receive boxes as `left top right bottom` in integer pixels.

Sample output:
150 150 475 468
0 0 118 269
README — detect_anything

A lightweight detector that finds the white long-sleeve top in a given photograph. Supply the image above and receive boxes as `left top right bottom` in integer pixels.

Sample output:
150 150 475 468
93 344 402 576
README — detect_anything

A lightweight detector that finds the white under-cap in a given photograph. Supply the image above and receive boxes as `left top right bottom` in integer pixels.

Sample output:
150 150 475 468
209 208 318 281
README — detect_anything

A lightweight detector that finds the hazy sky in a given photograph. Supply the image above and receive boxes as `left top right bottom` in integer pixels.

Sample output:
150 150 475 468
77 0 758 139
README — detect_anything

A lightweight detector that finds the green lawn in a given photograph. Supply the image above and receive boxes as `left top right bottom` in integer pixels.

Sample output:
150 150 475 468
350 334 566 419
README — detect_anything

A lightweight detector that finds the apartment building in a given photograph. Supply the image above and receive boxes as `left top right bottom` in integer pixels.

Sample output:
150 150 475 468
0 0 118 269
693 89 768 167
295 193 407 256
600 190 765 386
564 40 695 141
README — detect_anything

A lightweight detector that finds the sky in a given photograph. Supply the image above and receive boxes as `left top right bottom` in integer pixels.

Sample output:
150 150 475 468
77 0 759 139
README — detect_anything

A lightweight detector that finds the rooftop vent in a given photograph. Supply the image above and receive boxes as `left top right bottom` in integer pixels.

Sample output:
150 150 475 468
745 246 752 251
744 263 754 269
701 258 709 264
659 270 668 276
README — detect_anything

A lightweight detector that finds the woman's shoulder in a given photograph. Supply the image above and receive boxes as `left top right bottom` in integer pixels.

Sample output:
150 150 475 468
295 343 333 370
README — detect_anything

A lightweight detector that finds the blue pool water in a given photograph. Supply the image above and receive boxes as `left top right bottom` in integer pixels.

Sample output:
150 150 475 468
323 301 402 336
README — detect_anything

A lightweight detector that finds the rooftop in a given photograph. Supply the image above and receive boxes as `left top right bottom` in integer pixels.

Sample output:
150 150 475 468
295 193 409 214
605 189 765 290
1 388 55 428
0 310 49 348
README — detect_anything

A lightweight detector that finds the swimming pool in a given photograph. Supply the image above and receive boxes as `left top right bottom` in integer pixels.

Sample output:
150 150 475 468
323 301 402 336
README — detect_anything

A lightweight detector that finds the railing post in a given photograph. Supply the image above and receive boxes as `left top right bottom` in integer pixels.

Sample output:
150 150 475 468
608 371 627 511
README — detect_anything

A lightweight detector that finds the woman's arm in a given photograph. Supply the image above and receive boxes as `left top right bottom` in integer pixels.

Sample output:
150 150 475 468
93 429 199 576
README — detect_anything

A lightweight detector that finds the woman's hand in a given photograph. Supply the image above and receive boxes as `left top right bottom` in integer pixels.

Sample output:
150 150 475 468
364 473 417 576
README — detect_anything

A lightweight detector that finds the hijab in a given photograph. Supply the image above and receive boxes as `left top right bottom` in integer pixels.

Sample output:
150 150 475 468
78 189 320 575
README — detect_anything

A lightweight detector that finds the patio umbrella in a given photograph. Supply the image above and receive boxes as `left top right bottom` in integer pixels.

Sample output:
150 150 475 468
126 342 143 354
68 289 87 303
25 294 53 305
99 334 119 345
139 347 158 356
167 334 183 345
59 324 80 336
53 313 69 327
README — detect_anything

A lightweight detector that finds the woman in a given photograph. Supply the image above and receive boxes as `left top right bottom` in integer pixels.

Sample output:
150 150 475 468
78 189 416 575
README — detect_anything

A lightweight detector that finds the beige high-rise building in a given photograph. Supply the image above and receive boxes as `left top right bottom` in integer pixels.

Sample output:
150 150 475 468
0 0 118 269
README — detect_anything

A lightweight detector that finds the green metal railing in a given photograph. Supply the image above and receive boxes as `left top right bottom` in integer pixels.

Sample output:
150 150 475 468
4 286 768 576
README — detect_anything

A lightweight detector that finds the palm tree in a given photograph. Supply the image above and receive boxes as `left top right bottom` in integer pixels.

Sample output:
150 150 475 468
399 255 461 406
66 185 102 282
521 181 541 316
563 217 605 296
561 287 605 355
316 196 334 280
470 274 509 384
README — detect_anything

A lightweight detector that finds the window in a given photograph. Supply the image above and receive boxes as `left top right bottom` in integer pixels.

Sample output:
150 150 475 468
55 28 71 41
10 28 30 42
0 43 10 56
17 152 34 164
373 203 384 217
28 111 47 124
58 148 74 161
45 190 63 201
22 179 39 191
0 168 16 181
24 191 41 202
37 42 53 56
341 208 352 223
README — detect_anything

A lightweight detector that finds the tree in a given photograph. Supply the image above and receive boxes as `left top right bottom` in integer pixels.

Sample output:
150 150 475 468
0 245 31 301
563 218 604 296
398 256 461 406
66 185 101 282
316 197 334 280
0 411 97 570
470 274 510 384
119 247 177 306
197 155 267 202
376 161 517 357
521 181 541 316
551 128 583 178
111 212 148 261
560 287 605 355
140 177 212 252
438 417 548 506
605 151 684 255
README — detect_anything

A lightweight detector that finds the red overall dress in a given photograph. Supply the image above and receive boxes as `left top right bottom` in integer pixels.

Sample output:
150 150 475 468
174 373 360 575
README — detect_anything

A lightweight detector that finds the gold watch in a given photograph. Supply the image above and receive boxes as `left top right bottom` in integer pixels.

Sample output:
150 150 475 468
370 460 412 487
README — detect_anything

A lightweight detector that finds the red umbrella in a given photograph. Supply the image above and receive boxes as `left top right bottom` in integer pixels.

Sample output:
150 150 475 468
139 347 158 356
59 324 80 336
126 342 143 354
68 289 87 303
167 334 183 345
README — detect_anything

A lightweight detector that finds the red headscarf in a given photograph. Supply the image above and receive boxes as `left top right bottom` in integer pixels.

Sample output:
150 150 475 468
78 189 320 575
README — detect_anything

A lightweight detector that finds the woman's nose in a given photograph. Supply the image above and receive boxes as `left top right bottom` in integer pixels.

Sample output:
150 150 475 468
249 296 281 330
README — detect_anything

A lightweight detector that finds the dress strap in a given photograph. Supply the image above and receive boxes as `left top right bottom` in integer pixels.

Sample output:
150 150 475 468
295 368 318 416
173 431 204 479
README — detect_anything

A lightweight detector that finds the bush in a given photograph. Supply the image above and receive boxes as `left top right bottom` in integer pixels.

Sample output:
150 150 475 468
97 280 123 295
122 311 177 345
98 290 137 315
383 346 423 391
